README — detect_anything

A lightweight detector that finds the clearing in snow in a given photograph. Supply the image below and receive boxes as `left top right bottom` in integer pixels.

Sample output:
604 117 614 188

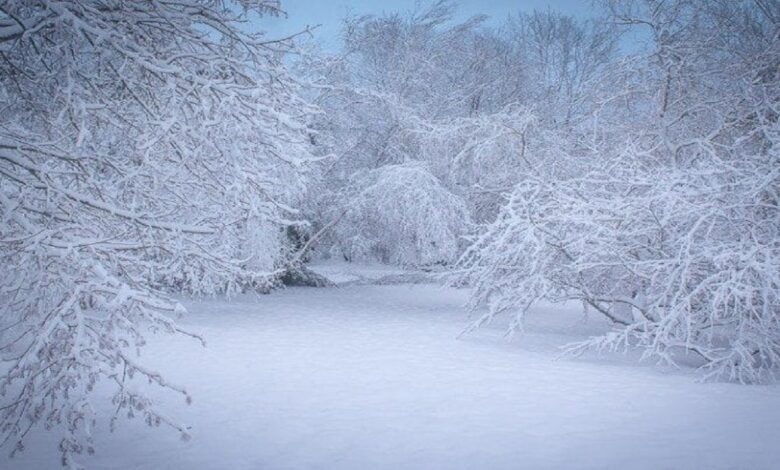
3 264 779 469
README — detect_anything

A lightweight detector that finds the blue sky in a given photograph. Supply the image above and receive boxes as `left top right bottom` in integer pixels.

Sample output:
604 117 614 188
258 1 597 49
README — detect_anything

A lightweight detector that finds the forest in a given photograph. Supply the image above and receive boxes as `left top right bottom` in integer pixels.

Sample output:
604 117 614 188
1 0 779 468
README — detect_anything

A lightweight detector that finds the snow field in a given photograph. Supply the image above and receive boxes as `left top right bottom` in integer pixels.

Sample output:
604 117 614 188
4 282 780 469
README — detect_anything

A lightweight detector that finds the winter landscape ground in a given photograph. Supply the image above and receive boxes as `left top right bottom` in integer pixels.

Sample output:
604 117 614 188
3 263 779 469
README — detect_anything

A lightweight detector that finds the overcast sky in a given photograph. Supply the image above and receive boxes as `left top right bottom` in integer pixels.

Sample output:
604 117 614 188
258 1 597 50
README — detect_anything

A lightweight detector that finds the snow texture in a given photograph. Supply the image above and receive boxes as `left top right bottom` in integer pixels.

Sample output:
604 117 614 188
2 265 779 469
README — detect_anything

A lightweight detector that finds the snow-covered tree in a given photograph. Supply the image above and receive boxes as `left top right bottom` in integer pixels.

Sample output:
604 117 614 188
303 1 616 264
0 0 314 465
325 163 469 266
457 0 780 383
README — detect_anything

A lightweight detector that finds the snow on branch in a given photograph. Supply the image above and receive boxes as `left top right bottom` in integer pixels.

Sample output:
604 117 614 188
0 0 315 465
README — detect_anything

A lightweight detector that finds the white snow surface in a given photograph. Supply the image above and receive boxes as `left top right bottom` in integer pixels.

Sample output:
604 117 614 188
4 264 780 469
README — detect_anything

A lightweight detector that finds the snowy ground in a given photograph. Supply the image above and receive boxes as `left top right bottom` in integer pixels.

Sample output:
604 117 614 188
4 264 780 469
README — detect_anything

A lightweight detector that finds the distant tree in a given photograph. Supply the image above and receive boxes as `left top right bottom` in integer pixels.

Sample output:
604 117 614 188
304 1 617 261
326 163 469 267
